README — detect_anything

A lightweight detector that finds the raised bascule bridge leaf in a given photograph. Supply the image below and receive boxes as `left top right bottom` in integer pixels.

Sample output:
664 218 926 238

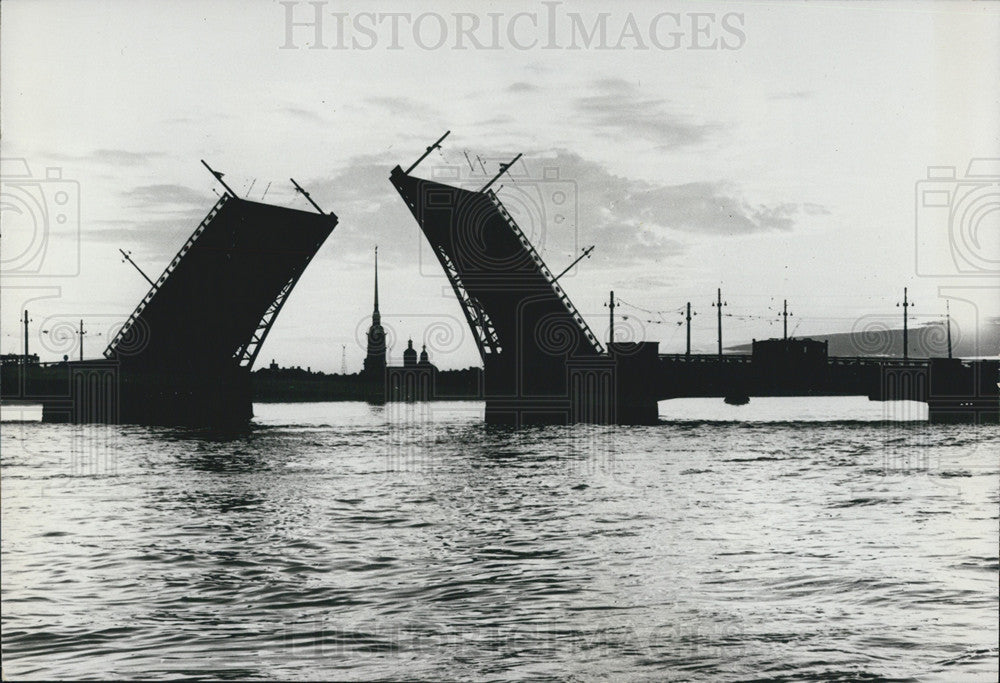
390 149 662 426
106 194 335 371
49 181 338 426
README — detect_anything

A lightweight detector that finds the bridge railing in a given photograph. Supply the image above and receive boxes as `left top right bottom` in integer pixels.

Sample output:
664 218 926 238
485 189 605 355
657 353 933 368
104 193 231 359
827 356 931 368
658 354 752 364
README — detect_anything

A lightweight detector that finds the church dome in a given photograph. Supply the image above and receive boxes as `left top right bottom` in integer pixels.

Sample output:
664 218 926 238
403 338 417 367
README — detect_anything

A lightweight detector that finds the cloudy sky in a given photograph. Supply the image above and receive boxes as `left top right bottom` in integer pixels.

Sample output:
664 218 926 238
2 0 998 370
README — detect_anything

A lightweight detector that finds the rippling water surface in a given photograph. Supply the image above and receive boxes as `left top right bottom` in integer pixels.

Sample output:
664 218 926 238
2 399 998 680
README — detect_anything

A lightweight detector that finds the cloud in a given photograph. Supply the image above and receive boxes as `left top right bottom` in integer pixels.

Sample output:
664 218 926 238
507 82 538 93
121 183 207 208
533 151 808 246
474 115 515 127
281 106 325 123
48 149 165 166
574 79 719 148
769 90 813 100
92 183 217 260
296 151 415 259
96 148 821 275
86 209 214 267
364 95 441 118
642 182 798 234
291 148 817 271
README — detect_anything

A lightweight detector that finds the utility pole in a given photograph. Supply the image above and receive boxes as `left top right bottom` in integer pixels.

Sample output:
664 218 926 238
23 310 29 364
341 344 347 374
79 319 86 362
946 300 953 359
903 287 908 360
607 291 616 346
782 299 792 340
685 302 692 357
712 288 726 358
897 287 912 360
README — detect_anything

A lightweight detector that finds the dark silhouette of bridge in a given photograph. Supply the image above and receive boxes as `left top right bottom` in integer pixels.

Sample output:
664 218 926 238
2 166 337 425
3 145 996 427
390 133 998 425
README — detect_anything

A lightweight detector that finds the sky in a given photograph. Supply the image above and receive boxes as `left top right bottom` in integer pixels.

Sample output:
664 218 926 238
2 0 998 371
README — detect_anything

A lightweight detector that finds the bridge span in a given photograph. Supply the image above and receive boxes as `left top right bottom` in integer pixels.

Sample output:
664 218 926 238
2 172 337 426
656 345 997 423
390 134 998 425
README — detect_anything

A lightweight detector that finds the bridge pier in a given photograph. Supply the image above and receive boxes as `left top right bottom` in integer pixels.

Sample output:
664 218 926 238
116 364 253 426
479 342 660 426
390 161 666 427
27 361 254 427
926 358 999 424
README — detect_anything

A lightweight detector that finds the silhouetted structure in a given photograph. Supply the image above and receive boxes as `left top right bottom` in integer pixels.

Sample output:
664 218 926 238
389 134 997 425
3 174 337 426
403 338 417 366
1 353 39 366
658 339 998 423
752 337 828 392
2 146 995 425
362 247 387 382
249 361 478 402
386 338 439 401
390 138 658 425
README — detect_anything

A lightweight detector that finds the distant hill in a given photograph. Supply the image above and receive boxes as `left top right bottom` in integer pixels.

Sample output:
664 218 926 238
727 320 1000 358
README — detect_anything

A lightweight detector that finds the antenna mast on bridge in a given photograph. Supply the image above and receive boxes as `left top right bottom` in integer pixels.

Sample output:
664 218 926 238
481 153 523 193
119 249 156 288
406 130 451 174
201 159 237 197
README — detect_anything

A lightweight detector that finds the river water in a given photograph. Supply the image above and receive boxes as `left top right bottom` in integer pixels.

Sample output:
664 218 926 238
2 399 998 680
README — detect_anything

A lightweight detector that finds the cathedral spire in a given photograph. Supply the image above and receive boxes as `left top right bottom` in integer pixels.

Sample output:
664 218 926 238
371 245 380 325
363 246 386 378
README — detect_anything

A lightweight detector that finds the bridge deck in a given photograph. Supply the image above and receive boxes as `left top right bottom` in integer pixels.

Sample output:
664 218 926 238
656 353 997 413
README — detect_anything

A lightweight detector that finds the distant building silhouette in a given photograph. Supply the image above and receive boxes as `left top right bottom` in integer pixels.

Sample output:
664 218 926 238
0 353 39 366
403 338 417 366
387 337 438 401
